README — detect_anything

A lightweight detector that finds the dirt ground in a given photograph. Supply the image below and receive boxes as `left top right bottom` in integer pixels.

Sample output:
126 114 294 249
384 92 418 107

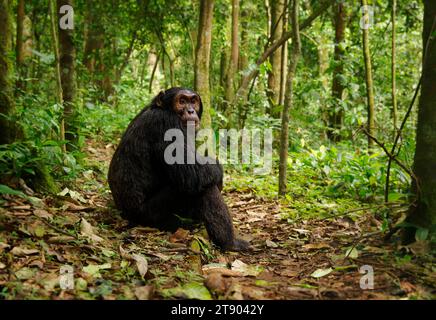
0 141 435 300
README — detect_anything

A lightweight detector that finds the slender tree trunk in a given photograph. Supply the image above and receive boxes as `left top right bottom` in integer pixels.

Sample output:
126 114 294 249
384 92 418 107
327 1 347 142
57 0 77 150
194 0 214 129
279 0 301 196
83 3 104 74
224 0 239 105
149 50 160 93
49 0 66 152
0 0 18 144
407 1 436 235
391 0 398 133
264 0 271 39
15 0 25 92
238 1 249 87
361 0 375 151
220 49 228 89
267 0 285 115
235 0 335 103
115 32 137 85
279 0 288 106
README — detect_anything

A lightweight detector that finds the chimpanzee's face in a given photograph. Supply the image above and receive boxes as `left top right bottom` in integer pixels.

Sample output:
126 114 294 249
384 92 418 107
173 90 201 130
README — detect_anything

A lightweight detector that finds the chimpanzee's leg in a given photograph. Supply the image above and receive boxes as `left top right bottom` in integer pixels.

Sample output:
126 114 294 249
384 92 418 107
122 187 185 231
194 186 250 251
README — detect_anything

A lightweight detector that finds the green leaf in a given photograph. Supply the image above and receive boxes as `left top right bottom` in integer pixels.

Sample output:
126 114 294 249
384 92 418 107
345 247 359 259
162 282 212 300
0 184 26 198
415 228 429 241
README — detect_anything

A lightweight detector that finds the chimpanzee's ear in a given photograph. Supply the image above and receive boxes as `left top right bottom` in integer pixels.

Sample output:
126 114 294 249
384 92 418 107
155 91 165 107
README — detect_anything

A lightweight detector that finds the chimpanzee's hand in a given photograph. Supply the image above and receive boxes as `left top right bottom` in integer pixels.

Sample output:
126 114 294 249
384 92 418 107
230 238 251 252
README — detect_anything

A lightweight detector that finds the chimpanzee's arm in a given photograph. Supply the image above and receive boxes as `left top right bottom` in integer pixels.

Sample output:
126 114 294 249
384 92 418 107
153 138 223 195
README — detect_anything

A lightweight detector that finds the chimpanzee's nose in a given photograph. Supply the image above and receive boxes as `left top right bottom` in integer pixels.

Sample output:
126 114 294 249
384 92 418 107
187 108 195 114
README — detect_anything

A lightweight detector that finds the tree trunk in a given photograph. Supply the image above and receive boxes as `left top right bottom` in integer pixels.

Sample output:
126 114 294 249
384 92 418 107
224 0 239 105
391 0 398 133
49 0 66 152
57 0 77 150
278 0 301 196
194 0 214 129
149 50 160 93
279 0 288 106
407 0 436 235
238 1 249 87
83 3 104 73
361 0 375 151
15 0 25 92
327 1 347 142
0 0 18 144
234 0 335 104
267 0 284 115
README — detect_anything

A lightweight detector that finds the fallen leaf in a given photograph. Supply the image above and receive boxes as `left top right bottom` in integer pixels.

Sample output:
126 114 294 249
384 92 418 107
202 263 243 277
311 267 333 278
266 240 278 248
134 285 153 300
170 228 190 243
231 259 263 277
80 218 104 243
132 253 148 277
47 236 76 243
15 267 36 280
0 262 5 269
0 242 10 253
28 260 44 269
345 247 359 259
303 243 331 250
10 246 39 256
280 269 299 277
82 263 111 278
67 203 92 211
204 273 227 293
33 209 53 220
119 245 130 259
162 282 212 300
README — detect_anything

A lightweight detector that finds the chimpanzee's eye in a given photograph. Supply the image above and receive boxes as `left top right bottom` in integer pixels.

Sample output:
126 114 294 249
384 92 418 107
180 98 186 104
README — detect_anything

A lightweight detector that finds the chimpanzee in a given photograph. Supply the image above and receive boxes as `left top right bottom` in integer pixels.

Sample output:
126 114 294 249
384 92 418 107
108 87 250 251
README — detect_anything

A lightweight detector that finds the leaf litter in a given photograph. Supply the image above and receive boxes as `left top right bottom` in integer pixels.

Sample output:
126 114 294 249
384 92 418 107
0 140 435 300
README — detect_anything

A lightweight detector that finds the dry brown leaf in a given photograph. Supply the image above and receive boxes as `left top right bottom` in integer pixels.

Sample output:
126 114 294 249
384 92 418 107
10 246 39 256
203 267 243 277
33 209 53 220
0 242 10 253
80 218 104 243
134 285 153 300
119 245 130 259
28 260 44 269
47 236 76 243
303 242 332 250
132 253 148 277
266 240 278 248
169 228 190 243
280 269 299 277
65 202 94 212
204 273 227 293
10 205 31 210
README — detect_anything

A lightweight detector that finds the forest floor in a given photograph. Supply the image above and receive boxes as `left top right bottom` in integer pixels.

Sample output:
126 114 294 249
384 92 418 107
0 140 435 300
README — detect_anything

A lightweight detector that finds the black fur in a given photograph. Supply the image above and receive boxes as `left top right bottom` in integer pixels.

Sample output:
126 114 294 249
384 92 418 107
108 87 249 251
